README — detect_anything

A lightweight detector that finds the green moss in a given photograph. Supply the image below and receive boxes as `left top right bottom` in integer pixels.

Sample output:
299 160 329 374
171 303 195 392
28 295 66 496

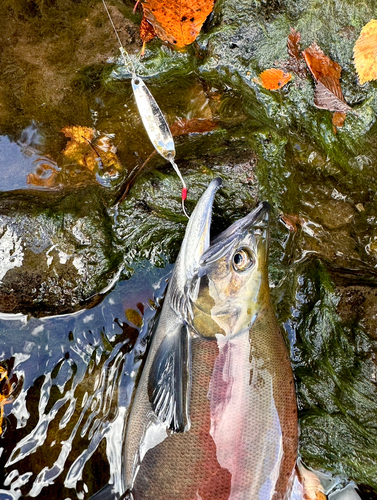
278 260 377 488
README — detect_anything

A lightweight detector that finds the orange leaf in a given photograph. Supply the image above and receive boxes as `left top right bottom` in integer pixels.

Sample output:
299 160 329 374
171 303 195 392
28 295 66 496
302 42 351 113
141 0 215 48
332 111 346 129
170 118 217 136
140 15 156 43
258 68 292 90
353 19 377 85
0 367 13 436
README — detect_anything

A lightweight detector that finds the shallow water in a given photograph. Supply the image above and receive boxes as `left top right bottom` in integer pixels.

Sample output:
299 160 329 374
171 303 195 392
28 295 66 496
0 261 171 498
0 0 377 498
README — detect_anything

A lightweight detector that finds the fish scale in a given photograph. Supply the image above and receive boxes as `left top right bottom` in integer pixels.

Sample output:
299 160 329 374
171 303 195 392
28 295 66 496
130 336 232 500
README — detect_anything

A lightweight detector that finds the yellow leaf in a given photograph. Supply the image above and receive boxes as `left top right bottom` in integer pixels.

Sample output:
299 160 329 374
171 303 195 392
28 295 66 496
61 126 123 178
353 19 377 85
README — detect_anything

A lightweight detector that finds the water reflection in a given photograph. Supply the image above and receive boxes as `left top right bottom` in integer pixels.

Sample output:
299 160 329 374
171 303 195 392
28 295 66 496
0 121 126 193
0 262 171 499
0 132 51 192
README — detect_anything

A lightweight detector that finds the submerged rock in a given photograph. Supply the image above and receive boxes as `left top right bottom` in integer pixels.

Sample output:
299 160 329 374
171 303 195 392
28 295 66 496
1 0 377 494
0 150 258 316
0 187 121 316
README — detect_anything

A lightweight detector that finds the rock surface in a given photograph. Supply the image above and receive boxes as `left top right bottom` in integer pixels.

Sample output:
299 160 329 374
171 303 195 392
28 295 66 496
0 0 377 495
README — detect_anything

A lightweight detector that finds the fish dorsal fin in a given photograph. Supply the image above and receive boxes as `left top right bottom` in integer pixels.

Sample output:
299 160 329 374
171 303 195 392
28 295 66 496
148 321 191 432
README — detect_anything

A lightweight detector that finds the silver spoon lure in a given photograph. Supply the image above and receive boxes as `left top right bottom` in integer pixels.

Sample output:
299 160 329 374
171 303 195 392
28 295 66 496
101 0 189 217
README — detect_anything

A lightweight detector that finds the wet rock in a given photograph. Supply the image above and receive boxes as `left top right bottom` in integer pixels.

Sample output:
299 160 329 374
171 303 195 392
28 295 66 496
314 199 355 230
337 285 377 341
0 187 122 316
275 259 377 491
0 150 258 316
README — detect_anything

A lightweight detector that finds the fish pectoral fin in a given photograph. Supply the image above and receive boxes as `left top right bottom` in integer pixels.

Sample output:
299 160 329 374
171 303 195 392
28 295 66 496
148 323 191 432
169 282 193 322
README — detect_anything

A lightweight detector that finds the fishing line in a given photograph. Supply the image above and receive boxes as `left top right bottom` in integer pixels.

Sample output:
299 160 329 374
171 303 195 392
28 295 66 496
101 0 189 218
101 0 136 76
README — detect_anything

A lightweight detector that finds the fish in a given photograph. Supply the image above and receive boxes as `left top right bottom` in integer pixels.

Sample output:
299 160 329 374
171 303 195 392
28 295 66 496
120 177 299 500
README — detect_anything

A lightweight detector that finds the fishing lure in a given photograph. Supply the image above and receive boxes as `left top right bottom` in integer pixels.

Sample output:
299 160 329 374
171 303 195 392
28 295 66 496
101 0 189 217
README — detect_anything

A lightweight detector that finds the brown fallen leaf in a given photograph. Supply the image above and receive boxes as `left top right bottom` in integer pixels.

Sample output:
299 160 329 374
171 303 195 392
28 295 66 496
302 42 351 113
141 0 215 48
170 118 217 136
287 28 307 78
140 15 156 55
280 213 306 232
27 162 60 188
125 308 143 328
332 111 347 132
257 68 292 90
354 19 377 85
313 81 351 113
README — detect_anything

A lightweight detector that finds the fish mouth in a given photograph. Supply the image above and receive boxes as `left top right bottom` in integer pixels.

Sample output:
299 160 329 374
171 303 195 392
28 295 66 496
211 201 270 245
173 177 222 285
200 202 270 266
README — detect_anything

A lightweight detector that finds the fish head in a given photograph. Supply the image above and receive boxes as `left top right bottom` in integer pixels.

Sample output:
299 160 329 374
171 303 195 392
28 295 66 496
192 202 270 338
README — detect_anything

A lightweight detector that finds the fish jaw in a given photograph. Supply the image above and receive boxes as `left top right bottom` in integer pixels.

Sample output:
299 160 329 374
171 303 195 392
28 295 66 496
192 202 271 338
168 177 222 323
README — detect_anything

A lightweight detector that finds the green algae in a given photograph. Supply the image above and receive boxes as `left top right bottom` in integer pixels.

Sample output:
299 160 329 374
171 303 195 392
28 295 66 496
1 0 377 494
274 259 377 491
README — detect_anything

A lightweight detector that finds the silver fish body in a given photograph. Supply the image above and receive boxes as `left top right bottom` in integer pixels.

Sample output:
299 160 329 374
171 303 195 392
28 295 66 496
123 178 299 500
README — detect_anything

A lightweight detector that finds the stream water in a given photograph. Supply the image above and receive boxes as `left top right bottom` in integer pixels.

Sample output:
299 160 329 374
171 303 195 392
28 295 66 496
0 262 172 498
0 0 377 498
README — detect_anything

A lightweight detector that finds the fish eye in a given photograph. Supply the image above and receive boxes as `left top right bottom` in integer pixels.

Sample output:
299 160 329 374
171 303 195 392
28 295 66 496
232 248 254 272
